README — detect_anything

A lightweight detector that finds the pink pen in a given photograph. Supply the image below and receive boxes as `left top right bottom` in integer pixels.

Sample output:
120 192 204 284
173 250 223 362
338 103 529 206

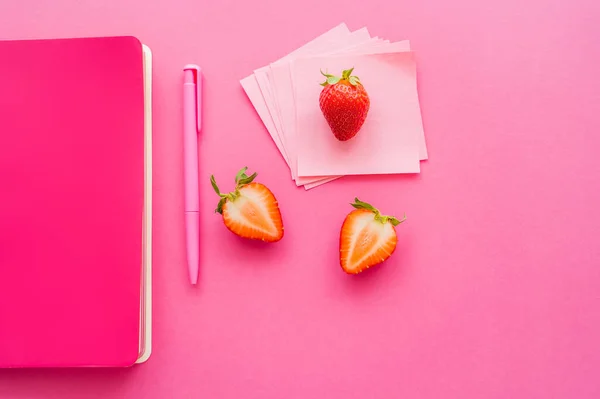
183 65 202 285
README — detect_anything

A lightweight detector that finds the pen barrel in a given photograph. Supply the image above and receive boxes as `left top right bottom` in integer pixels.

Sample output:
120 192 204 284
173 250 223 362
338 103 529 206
185 212 199 284
183 83 199 213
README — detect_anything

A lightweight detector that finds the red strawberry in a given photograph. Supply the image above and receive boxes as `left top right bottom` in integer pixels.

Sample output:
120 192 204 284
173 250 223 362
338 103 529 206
339 198 406 274
319 67 370 141
211 167 284 242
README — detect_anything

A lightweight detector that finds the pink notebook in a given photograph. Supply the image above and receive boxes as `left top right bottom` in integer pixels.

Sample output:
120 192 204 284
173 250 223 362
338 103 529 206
0 36 153 367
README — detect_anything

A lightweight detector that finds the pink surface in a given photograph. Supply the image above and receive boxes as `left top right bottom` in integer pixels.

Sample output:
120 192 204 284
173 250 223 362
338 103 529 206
0 37 144 367
294 52 422 176
1 0 600 397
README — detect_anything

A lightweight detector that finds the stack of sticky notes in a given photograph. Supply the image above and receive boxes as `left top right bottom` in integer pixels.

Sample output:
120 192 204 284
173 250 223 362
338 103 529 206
241 23 427 189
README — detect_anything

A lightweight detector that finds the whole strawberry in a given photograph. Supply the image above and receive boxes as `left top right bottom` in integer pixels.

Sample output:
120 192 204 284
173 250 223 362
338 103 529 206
319 67 370 141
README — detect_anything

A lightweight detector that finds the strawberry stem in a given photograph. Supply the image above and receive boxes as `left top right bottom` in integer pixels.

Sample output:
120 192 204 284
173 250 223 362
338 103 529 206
350 197 406 226
341 68 354 80
235 167 257 185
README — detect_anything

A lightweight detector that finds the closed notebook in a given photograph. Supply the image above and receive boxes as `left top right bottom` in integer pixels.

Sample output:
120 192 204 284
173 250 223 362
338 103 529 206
0 36 152 367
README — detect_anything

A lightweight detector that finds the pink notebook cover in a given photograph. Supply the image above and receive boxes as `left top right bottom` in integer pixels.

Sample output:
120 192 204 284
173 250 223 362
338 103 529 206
0 37 145 367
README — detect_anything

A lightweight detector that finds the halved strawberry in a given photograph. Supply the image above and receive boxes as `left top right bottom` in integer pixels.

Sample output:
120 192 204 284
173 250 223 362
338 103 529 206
211 167 284 242
340 198 406 274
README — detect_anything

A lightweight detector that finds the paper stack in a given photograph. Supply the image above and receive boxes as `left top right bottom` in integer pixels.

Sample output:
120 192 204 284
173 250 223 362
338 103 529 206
241 23 427 189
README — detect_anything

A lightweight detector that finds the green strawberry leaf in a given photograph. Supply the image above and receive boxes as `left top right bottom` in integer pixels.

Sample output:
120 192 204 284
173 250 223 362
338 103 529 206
210 175 221 195
320 69 342 86
215 197 226 214
237 172 258 186
341 67 355 80
351 197 379 213
235 167 249 184
388 214 407 226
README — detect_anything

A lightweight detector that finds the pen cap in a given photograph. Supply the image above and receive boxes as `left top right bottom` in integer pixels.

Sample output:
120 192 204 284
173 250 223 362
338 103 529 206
183 64 202 132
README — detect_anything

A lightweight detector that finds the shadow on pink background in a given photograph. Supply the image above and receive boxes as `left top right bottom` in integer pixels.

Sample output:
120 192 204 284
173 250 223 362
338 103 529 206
1 0 599 398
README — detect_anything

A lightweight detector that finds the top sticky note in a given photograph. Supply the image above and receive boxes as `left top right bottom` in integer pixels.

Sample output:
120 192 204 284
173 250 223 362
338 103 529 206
293 52 423 177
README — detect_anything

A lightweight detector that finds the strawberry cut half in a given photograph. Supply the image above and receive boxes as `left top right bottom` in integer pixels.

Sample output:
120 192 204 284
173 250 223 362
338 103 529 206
339 198 406 274
211 167 284 242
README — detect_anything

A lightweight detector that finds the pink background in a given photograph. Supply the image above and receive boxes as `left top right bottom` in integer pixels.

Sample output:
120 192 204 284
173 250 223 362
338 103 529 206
1 0 599 398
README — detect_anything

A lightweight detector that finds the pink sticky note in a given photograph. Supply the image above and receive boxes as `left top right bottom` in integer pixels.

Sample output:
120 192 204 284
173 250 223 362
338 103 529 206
294 52 422 177
281 41 415 186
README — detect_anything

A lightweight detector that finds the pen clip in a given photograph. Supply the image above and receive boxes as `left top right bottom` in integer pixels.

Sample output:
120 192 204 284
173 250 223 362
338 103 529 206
183 64 202 133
